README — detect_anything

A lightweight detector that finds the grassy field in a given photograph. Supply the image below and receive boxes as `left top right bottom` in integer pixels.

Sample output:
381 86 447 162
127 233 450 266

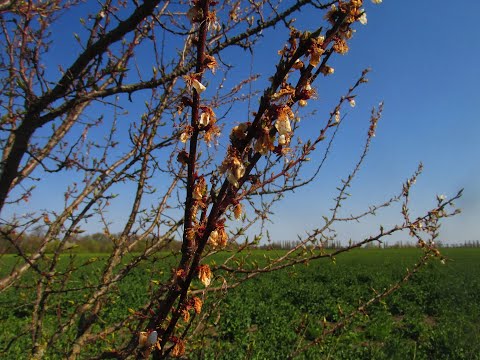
1 248 479 359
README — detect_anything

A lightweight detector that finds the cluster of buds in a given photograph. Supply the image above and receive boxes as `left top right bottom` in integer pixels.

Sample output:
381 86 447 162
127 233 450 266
368 102 383 137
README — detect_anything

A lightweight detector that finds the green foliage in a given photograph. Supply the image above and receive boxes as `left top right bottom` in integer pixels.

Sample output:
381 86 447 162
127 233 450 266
1 249 479 359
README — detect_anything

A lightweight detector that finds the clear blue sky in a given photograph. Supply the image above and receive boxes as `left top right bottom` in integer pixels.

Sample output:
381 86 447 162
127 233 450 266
266 0 480 245
4 1 479 245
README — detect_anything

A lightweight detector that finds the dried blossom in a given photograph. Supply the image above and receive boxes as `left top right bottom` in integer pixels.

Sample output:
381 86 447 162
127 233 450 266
204 53 218 74
333 37 349 55
208 229 219 247
271 85 296 102
183 73 206 94
181 308 190 323
308 36 325 67
292 59 304 70
192 177 206 200
186 6 203 23
198 264 212 287
233 203 242 220
199 106 216 128
199 112 210 127
224 154 246 188
180 125 193 143
275 106 294 136
177 150 189 165
217 226 228 247
230 123 249 141
320 65 335 76
192 297 202 314
171 338 185 357
138 332 148 347
204 123 221 144
254 129 275 155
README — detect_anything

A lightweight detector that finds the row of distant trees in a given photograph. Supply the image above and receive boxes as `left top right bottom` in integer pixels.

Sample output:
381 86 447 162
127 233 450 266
2 228 477 254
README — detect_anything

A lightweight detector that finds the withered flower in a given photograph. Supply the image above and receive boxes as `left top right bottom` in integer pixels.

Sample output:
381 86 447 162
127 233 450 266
254 129 275 155
199 112 210 127
233 203 242 220
204 53 218 74
192 177 206 200
180 125 193 143
217 226 228 247
187 6 203 23
275 106 294 136
309 36 325 67
230 122 249 141
333 38 349 55
226 156 245 188
198 264 212 287
320 65 335 76
171 338 186 357
177 150 189 165
208 229 219 247
192 297 203 314
181 308 190 323
271 85 296 102
199 106 216 128
183 73 206 94
138 332 148 348
292 59 304 70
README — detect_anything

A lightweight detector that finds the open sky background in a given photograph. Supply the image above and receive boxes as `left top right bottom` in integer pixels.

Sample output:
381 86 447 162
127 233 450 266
3 1 479 245
259 0 480 245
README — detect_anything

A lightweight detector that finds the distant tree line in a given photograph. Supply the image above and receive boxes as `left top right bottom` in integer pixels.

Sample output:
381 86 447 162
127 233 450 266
2 228 477 254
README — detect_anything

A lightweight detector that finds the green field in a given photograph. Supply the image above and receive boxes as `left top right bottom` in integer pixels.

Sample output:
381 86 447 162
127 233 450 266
1 248 479 359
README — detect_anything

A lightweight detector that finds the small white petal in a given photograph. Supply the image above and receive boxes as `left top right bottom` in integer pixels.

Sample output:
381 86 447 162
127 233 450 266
275 119 291 136
199 112 210 126
227 170 239 188
359 12 367 25
192 79 206 93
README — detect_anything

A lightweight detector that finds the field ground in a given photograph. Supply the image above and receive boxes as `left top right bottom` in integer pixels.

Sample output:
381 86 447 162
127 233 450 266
1 248 479 359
